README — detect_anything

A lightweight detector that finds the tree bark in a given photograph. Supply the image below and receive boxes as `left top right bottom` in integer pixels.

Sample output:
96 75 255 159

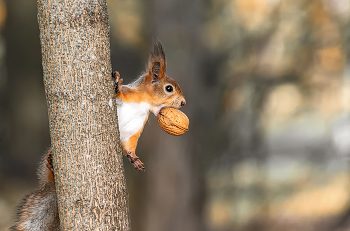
37 0 131 230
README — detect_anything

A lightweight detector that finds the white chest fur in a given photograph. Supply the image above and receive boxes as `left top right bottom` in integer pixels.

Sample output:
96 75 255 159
116 100 151 142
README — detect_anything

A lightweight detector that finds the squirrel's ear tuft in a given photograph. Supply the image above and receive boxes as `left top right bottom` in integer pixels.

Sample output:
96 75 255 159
148 40 166 78
151 41 166 64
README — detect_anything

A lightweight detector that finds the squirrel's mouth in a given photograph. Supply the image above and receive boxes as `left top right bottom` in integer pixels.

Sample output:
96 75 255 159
152 104 165 116
152 99 185 116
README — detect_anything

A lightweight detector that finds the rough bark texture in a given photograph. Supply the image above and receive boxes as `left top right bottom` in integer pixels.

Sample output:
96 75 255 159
37 0 131 230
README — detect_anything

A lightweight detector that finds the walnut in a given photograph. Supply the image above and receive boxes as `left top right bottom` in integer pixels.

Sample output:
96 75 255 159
157 108 189 136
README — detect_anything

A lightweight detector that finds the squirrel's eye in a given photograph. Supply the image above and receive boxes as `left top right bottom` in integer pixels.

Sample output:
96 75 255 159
165 85 173 93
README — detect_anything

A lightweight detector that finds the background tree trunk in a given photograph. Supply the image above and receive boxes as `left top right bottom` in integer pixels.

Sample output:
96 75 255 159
134 0 206 231
37 0 131 230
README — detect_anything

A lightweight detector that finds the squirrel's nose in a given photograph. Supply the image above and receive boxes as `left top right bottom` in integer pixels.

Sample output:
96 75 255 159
181 100 186 106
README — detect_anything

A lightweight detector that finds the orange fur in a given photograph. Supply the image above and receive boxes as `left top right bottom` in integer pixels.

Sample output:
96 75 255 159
120 115 148 170
114 42 186 170
121 118 147 155
116 73 185 107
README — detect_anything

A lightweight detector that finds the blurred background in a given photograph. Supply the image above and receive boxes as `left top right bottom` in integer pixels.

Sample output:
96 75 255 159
1 0 350 230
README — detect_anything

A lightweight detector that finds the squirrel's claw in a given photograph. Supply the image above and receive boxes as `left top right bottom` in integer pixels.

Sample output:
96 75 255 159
133 160 145 171
45 150 55 182
46 150 54 173
112 71 123 94
127 152 145 171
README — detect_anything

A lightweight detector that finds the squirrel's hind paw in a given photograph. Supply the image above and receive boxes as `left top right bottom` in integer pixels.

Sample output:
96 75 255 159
127 152 145 171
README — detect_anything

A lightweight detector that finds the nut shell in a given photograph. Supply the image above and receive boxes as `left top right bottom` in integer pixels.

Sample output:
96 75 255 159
157 108 189 136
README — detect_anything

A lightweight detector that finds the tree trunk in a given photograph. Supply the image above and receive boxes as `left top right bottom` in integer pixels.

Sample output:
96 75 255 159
37 0 131 230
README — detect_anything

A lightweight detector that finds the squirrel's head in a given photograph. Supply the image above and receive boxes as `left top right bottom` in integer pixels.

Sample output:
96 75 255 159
144 41 186 115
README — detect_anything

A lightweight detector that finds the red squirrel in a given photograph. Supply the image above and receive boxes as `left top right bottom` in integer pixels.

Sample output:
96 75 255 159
113 41 185 170
11 41 186 230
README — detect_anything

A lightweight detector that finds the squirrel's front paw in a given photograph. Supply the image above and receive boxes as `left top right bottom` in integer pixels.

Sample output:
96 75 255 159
112 71 123 94
127 152 145 171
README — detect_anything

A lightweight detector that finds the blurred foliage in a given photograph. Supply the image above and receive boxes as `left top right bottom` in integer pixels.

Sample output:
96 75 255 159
107 0 144 46
2 0 350 231
203 0 350 230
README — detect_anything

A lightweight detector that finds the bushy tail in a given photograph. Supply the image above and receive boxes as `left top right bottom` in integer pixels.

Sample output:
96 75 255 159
11 151 59 231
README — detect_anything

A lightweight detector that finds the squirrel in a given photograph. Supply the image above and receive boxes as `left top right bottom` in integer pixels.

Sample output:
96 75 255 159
113 41 186 170
11 41 186 230
11 151 59 231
